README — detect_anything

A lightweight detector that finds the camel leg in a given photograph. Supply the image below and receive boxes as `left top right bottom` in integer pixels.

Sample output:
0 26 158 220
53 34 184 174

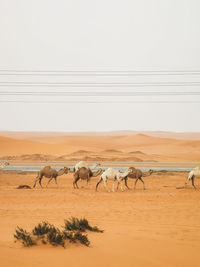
139 178 146 190
124 177 130 190
33 178 39 188
184 178 188 187
185 176 191 187
103 178 110 192
134 178 139 190
33 173 41 188
84 177 91 188
117 178 123 192
191 177 197 190
39 177 43 188
54 177 58 187
82 174 90 188
116 177 126 191
96 177 102 191
46 178 53 188
38 175 44 188
116 181 119 191
73 176 80 189
112 179 116 192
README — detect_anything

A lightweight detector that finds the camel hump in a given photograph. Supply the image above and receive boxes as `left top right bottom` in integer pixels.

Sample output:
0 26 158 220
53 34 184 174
78 167 89 173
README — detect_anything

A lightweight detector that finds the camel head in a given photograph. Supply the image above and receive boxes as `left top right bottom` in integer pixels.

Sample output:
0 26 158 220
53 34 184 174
63 167 71 174
95 169 105 175
148 169 153 175
96 163 101 167
92 168 104 176
143 169 154 177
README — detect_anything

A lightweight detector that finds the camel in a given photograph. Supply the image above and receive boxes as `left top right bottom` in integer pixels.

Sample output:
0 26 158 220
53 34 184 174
0 161 9 169
185 166 200 189
117 167 153 190
73 167 104 189
74 161 101 172
96 168 132 192
33 166 70 188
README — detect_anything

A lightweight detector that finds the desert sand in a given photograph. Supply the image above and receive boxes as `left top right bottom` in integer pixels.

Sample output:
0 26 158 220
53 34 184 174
0 170 200 267
0 132 200 162
0 131 200 267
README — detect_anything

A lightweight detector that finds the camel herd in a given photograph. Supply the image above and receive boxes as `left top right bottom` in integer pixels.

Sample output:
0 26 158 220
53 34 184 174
30 161 200 191
30 161 155 191
0 160 200 191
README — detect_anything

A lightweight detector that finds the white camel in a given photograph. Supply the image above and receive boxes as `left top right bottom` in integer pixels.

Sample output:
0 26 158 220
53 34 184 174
96 168 132 192
0 161 9 170
74 161 101 172
185 166 200 189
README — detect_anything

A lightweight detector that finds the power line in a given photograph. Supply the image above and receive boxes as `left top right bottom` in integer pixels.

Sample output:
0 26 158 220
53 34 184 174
0 91 200 96
1 82 200 87
1 70 200 76
1 73 200 76
1 70 200 72
0 100 200 104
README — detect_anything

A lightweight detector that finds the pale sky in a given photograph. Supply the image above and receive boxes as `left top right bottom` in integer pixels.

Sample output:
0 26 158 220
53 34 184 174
0 0 200 132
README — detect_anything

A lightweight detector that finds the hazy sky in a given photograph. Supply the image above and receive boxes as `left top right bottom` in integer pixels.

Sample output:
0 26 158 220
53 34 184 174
0 0 200 132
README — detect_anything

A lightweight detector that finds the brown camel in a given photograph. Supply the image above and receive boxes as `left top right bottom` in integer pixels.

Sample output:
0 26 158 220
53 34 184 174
33 166 70 188
117 167 153 190
73 167 103 189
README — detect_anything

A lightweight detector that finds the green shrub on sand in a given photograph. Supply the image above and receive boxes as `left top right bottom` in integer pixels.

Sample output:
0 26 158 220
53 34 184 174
14 217 103 248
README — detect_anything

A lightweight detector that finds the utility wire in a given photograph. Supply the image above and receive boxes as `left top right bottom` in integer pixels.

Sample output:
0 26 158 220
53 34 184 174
1 70 200 72
0 91 200 96
1 82 200 87
0 100 200 104
1 70 200 76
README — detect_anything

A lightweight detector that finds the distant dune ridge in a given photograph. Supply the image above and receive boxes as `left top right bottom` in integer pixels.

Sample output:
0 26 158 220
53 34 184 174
0 130 200 162
1 130 200 140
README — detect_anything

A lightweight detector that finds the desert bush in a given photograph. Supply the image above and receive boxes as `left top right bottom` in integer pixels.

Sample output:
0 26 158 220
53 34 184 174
32 221 54 236
33 222 66 247
14 217 102 248
47 228 65 247
64 217 103 233
73 231 90 246
62 230 75 243
14 227 36 247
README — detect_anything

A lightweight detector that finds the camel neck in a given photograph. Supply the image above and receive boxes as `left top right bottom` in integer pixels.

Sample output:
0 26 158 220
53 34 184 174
58 169 65 176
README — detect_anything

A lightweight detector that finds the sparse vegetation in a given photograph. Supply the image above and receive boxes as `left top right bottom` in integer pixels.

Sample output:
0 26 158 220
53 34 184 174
64 217 103 233
32 221 54 236
73 231 90 246
14 218 103 248
47 228 65 247
14 227 36 247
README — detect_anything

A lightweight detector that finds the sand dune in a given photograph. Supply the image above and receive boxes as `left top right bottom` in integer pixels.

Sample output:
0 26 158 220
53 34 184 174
1 130 200 140
0 133 200 162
